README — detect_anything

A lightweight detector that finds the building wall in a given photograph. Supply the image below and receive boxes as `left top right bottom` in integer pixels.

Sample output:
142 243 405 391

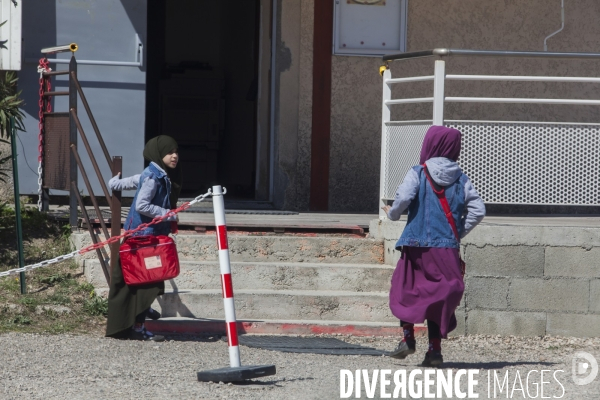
277 0 600 211
370 218 600 338
272 0 312 210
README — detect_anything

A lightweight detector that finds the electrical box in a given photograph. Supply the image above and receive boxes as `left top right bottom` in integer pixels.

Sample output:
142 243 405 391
333 0 407 57
0 1 21 70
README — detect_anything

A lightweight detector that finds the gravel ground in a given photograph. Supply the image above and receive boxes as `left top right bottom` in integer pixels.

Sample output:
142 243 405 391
1 332 599 399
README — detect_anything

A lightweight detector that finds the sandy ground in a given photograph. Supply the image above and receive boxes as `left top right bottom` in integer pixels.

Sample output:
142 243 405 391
1 332 599 399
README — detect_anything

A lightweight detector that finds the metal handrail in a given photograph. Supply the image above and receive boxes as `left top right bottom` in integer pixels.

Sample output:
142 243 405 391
36 35 143 67
70 144 111 242
70 108 112 204
445 97 600 105
385 75 434 84
70 72 113 170
383 48 600 62
385 97 434 105
445 75 600 83
71 181 110 283
39 50 123 284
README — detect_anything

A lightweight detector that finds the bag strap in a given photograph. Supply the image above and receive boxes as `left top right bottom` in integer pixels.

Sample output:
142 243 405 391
422 164 460 240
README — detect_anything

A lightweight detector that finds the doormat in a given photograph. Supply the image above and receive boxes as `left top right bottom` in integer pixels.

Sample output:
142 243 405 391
236 335 387 356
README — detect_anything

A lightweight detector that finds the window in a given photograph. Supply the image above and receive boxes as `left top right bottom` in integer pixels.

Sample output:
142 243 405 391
333 0 407 57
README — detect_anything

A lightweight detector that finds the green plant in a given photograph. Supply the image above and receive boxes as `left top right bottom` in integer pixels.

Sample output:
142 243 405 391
40 273 72 286
0 71 25 137
17 295 39 311
0 0 24 180
47 293 71 306
0 140 10 183
78 282 95 292
83 294 108 317
12 315 31 325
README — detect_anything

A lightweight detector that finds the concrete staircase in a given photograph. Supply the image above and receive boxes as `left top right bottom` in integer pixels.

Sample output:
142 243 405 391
79 232 400 334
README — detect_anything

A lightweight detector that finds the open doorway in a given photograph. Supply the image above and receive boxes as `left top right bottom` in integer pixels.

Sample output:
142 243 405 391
146 0 262 199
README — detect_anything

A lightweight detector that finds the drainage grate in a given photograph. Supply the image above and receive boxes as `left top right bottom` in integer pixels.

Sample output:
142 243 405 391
236 335 387 356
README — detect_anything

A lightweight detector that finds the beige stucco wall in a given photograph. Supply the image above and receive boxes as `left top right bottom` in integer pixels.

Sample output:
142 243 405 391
331 0 600 212
277 0 600 211
391 0 600 123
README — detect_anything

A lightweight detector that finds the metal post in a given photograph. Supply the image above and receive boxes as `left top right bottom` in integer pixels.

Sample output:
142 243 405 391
197 185 276 383
69 54 78 231
10 117 26 294
379 68 391 218
109 156 123 283
433 59 446 126
212 185 240 368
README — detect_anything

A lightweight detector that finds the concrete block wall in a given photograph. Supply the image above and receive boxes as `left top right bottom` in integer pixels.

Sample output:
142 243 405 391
370 219 600 338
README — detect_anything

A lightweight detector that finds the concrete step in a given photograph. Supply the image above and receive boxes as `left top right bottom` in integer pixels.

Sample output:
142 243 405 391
72 233 385 265
86 260 394 292
96 288 396 323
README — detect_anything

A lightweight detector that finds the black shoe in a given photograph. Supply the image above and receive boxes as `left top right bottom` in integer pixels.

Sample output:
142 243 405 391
130 327 165 342
388 340 416 359
421 351 443 367
146 307 161 320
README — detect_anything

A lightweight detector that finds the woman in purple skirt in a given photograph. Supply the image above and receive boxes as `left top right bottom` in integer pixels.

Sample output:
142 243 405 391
382 126 485 367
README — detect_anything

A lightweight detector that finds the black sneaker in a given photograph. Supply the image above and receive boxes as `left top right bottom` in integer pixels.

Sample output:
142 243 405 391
388 340 416 359
130 327 165 342
421 351 443 367
146 307 161 320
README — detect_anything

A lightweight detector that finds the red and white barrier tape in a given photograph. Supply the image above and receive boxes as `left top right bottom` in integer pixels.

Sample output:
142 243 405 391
0 190 214 278
212 185 241 368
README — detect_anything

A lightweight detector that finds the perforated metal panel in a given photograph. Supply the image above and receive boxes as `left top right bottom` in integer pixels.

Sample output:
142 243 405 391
449 121 600 205
383 121 600 205
383 122 431 199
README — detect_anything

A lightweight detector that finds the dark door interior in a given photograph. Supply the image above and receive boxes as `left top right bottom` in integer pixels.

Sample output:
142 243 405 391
146 0 259 199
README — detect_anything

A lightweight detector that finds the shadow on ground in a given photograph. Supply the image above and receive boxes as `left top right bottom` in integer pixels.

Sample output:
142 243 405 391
439 361 557 369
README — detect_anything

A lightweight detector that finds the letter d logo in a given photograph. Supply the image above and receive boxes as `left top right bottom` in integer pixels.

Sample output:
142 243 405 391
572 351 598 386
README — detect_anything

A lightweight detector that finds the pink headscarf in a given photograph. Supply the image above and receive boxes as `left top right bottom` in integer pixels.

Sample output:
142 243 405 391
419 126 462 164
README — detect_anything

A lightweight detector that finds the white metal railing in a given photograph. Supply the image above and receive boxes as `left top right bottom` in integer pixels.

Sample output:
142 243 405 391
379 48 600 214
26 34 144 68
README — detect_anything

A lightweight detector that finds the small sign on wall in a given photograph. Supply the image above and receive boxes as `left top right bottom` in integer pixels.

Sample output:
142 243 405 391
334 0 407 57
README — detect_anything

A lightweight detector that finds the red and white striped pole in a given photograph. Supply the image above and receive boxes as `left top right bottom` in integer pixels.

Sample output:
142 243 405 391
212 185 240 368
197 185 275 382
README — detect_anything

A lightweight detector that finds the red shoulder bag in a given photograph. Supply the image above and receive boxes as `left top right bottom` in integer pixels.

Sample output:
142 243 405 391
120 234 180 285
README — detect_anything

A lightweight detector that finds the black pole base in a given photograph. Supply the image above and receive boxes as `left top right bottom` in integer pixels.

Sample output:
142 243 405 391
197 365 276 383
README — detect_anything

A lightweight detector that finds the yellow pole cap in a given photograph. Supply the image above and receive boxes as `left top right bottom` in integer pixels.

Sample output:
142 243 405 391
379 64 388 76
70 43 78 52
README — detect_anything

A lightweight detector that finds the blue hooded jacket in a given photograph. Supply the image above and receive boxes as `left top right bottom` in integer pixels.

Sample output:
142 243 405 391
387 157 485 249
124 162 173 236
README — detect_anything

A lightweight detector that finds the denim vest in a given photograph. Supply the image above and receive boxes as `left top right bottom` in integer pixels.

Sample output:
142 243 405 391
124 163 172 236
395 165 467 250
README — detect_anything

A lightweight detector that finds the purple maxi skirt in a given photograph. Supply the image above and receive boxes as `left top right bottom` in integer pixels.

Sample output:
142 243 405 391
389 246 464 339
